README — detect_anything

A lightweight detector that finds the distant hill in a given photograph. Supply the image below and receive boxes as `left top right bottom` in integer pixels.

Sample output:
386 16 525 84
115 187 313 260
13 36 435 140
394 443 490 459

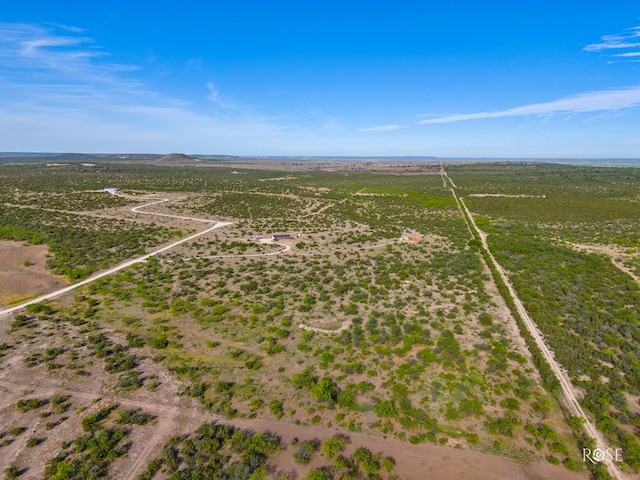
157 153 201 163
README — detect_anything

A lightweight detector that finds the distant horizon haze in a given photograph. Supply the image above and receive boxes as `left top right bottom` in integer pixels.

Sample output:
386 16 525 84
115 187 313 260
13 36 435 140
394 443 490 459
1 152 639 167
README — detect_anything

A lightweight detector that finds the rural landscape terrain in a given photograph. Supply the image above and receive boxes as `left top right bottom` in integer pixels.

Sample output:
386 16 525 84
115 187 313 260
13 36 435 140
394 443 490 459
0 154 639 480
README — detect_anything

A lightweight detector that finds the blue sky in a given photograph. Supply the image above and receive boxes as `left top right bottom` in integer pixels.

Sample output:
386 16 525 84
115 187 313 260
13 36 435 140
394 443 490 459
1 1 639 157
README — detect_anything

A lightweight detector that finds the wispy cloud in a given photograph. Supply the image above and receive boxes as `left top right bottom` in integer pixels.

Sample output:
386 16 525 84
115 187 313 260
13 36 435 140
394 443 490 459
20 35 94 57
0 22 308 153
48 23 87 34
322 118 343 131
584 24 640 61
418 25 640 126
206 82 227 107
1 23 94 63
613 52 640 58
418 87 640 124
0 22 140 91
359 124 403 132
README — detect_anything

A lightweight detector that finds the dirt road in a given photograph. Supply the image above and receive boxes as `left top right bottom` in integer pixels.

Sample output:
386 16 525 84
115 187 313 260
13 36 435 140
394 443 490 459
0 196 233 319
441 166 625 480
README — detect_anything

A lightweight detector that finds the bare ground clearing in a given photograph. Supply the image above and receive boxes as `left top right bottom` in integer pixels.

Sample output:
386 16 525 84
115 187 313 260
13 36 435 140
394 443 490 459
0 241 67 308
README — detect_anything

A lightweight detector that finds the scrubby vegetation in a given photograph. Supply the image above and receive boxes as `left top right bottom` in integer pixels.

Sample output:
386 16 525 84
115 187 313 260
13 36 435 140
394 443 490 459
43 404 150 479
31 161 577 470
4 159 638 478
137 422 282 479
451 162 640 473
137 425 396 480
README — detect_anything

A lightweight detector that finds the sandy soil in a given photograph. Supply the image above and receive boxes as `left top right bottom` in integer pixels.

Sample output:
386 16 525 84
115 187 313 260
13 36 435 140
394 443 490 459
234 416 587 480
0 373 586 480
0 241 67 307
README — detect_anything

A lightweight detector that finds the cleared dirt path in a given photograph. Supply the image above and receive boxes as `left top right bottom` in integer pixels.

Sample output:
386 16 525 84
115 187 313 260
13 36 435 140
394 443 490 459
310 188 366 216
0 195 233 318
441 166 625 480
0 378 583 480
197 242 291 259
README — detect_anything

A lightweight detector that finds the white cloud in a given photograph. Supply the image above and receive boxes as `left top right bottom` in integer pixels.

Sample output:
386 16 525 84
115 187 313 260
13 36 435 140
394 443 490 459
359 124 402 132
584 24 640 60
584 37 640 51
418 87 640 124
322 118 343 131
0 22 141 98
206 82 225 106
48 23 87 34
0 23 99 64
614 52 640 58
0 22 301 153
20 36 92 57
0 94 306 154
418 25 640 127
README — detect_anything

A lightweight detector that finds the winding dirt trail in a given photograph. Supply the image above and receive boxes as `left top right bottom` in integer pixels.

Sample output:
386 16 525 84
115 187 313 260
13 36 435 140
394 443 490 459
441 164 625 480
309 188 366 216
0 195 233 319
197 242 291 259
0 189 307 319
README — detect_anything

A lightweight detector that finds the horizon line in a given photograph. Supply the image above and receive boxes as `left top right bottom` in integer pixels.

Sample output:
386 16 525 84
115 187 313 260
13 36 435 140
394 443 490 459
1 152 639 162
